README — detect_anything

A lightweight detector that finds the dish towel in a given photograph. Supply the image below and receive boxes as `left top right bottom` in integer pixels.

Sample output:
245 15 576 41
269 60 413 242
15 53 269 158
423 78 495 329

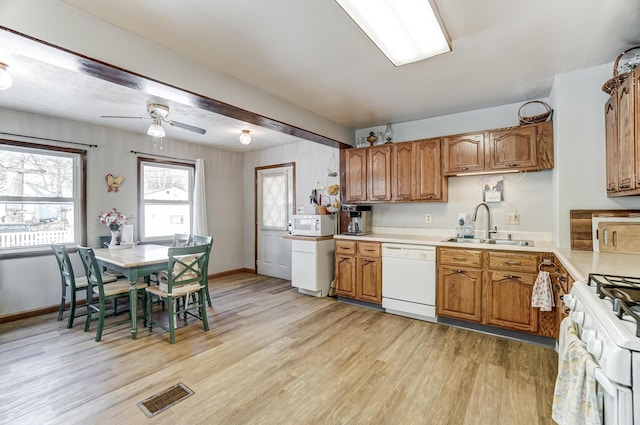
552 318 603 425
532 270 555 311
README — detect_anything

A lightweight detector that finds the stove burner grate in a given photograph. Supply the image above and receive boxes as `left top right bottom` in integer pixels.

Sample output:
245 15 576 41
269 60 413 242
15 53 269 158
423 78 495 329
588 273 640 337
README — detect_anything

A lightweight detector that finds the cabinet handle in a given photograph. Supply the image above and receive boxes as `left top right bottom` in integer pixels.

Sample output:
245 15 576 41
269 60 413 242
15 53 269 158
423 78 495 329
364 249 375 252
453 269 464 273
426 195 433 199
607 188 616 192
612 230 617 247
507 163 518 167
452 256 467 261
363 259 376 265
558 276 567 283
503 274 521 279
339 258 350 263
504 261 521 266
620 184 630 189
456 167 469 171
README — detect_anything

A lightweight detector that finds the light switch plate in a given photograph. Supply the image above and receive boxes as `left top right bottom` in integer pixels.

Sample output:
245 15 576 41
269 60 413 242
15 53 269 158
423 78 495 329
296 206 306 214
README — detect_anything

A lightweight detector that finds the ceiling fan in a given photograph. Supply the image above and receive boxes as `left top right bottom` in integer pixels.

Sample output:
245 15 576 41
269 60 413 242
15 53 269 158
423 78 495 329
100 103 207 136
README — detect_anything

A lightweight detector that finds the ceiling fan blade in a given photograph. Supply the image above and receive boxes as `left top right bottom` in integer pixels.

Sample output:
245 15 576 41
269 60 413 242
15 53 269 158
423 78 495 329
100 115 149 120
166 120 207 135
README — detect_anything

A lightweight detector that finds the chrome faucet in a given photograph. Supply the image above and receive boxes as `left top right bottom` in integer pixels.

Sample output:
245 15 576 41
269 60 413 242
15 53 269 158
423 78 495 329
472 202 498 240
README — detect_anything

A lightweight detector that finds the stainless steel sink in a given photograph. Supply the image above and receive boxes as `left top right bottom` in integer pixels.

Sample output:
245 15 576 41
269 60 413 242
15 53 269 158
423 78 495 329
442 237 534 247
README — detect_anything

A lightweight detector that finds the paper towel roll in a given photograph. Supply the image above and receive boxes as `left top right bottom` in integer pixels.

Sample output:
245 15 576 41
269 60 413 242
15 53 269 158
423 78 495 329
120 224 133 246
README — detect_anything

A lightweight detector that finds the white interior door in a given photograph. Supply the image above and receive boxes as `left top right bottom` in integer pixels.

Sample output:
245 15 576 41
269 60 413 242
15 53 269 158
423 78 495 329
256 165 294 279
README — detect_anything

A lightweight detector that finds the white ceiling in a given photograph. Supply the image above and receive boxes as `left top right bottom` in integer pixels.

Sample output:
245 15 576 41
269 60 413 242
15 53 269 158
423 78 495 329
1 0 640 151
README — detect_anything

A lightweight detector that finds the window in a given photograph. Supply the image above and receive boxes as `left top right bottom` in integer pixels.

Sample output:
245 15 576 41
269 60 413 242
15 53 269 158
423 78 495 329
0 140 85 253
138 158 194 241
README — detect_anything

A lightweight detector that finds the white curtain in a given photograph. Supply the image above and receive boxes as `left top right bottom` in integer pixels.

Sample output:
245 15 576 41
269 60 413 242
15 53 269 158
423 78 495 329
192 158 208 236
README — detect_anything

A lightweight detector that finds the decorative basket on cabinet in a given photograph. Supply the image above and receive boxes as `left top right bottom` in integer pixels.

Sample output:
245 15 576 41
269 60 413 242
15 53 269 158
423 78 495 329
517 100 553 125
602 46 640 95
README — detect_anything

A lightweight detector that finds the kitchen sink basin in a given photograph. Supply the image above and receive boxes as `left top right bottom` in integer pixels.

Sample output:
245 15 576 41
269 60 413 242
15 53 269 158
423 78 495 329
442 237 534 247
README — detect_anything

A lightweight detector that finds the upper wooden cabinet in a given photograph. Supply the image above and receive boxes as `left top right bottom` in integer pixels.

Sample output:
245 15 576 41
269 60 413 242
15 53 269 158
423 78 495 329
442 133 485 174
367 145 392 201
344 138 447 204
442 121 554 176
605 68 640 197
605 96 619 193
344 148 368 203
487 126 537 170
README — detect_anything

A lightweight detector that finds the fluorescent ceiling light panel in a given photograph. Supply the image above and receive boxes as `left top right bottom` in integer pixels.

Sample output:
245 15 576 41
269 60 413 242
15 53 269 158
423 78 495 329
336 0 451 66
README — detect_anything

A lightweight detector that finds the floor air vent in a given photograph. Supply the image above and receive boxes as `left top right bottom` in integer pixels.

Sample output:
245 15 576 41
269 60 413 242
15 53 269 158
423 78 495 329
137 382 194 418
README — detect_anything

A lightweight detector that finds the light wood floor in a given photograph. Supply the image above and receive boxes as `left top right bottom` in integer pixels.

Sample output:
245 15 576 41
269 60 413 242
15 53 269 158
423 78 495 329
0 273 558 425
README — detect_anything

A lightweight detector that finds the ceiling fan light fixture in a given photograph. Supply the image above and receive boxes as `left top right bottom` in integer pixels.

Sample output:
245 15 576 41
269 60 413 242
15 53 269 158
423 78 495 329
147 119 165 138
0 62 13 90
240 129 251 145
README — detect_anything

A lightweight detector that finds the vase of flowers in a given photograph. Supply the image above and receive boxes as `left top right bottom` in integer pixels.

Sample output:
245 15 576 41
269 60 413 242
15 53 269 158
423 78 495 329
99 208 132 246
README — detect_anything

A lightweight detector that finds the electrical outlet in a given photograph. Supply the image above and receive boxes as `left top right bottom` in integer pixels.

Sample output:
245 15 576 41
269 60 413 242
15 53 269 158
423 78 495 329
506 213 520 225
425 213 432 223
296 206 306 214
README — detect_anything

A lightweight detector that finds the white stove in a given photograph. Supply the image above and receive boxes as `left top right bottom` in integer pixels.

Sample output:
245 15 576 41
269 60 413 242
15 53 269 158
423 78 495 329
561 274 640 425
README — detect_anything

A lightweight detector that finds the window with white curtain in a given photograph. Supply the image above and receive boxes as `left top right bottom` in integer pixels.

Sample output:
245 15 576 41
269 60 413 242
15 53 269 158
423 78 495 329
138 158 194 241
0 140 85 254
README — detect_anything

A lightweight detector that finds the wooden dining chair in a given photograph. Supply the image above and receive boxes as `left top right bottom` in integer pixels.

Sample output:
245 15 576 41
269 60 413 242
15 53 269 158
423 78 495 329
191 235 214 307
173 233 191 247
77 246 147 342
52 243 118 328
145 244 210 344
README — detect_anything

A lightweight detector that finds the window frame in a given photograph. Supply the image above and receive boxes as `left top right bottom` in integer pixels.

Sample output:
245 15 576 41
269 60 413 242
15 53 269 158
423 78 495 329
137 157 195 243
0 139 86 258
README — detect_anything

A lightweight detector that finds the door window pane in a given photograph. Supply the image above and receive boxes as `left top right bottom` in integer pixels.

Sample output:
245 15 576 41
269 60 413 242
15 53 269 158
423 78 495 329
261 171 288 230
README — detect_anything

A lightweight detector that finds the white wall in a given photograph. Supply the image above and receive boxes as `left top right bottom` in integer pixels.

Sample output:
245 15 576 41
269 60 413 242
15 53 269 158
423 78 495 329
357 100 554 235
242 141 340 269
0 0 353 145
551 63 640 247
0 107 245 315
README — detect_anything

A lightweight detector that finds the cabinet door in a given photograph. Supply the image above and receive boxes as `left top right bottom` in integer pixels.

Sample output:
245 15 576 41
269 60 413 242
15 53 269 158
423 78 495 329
484 271 538 333
605 96 619 193
442 133 485 175
415 139 445 201
634 69 640 190
367 145 392 201
487 126 537 170
617 77 635 191
345 149 368 202
392 143 415 201
357 256 382 303
335 254 356 298
436 266 482 322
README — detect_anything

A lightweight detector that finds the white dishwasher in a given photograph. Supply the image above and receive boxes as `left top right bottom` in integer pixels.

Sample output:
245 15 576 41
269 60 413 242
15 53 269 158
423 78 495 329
382 243 436 322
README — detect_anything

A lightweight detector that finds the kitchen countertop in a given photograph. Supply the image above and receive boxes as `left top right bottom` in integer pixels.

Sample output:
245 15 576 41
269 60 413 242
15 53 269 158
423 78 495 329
334 232 640 282
284 235 335 241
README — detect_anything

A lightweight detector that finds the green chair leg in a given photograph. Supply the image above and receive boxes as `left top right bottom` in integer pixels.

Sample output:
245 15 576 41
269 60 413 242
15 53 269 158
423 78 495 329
200 289 209 331
168 297 176 344
95 300 106 342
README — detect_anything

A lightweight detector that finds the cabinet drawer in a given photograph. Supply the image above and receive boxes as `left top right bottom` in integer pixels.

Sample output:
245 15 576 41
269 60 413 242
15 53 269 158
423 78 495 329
438 248 482 267
358 242 381 257
335 240 357 255
487 251 540 272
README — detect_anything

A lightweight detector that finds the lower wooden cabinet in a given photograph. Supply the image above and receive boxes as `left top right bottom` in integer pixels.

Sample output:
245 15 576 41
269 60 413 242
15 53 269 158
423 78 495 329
437 247 551 335
335 240 382 304
437 266 482 322
484 270 538 333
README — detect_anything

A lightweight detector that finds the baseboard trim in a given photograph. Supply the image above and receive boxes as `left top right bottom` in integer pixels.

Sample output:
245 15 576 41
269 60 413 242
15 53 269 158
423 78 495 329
1 269 255 323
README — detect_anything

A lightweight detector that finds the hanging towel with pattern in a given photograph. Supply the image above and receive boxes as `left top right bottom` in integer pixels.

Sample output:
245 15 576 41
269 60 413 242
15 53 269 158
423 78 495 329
531 270 554 311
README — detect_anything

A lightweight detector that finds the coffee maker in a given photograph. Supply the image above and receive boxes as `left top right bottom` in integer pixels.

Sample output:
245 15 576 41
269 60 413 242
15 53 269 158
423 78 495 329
342 204 372 235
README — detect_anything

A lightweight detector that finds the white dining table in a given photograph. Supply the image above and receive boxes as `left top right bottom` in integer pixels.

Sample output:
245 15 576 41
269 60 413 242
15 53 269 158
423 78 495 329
93 244 169 339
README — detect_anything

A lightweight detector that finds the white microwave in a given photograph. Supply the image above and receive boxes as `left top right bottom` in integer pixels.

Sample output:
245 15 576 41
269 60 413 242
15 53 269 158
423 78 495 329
290 214 335 236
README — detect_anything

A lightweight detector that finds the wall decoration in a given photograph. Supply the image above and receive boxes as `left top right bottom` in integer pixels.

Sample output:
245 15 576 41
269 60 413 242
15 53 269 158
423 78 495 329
106 174 124 192
481 175 504 202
